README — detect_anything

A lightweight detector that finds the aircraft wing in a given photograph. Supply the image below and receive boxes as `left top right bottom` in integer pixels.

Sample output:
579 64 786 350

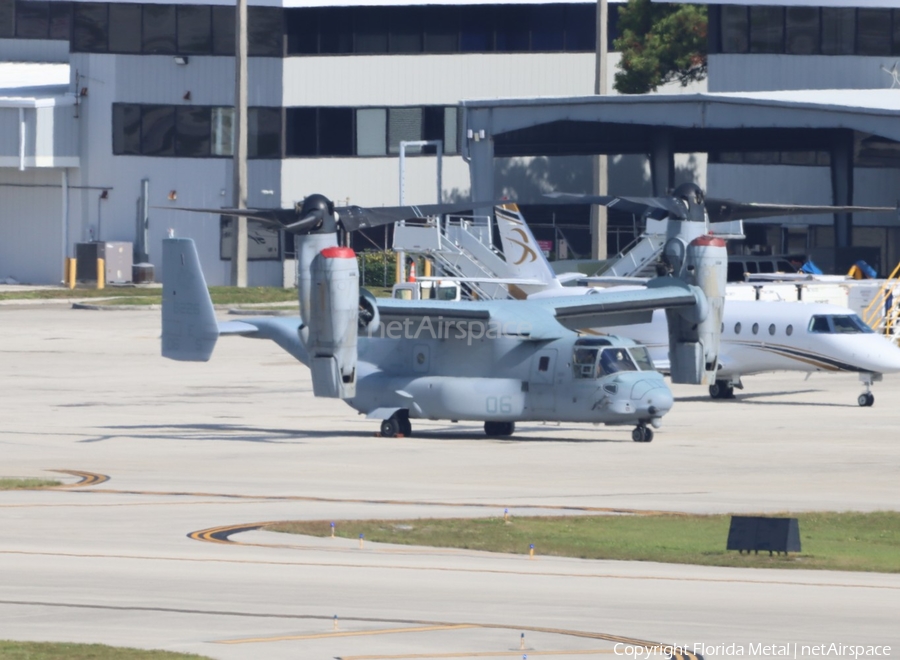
414 276 546 286
374 298 566 340
374 279 701 338
532 282 699 331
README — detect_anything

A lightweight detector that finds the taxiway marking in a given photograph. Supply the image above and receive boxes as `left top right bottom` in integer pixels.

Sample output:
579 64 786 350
219 624 478 643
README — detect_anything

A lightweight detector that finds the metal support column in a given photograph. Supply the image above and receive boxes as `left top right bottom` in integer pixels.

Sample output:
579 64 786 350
831 131 854 249
650 130 674 196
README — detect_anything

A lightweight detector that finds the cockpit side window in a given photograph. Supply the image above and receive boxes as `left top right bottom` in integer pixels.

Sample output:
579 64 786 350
572 347 598 379
809 314 874 334
598 348 637 375
808 315 831 333
832 315 874 334
629 346 655 371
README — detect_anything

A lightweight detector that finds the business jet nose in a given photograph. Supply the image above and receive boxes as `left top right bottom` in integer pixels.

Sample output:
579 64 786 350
855 336 900 373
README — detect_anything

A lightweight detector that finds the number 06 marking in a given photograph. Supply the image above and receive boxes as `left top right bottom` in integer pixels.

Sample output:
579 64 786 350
486 396 513 414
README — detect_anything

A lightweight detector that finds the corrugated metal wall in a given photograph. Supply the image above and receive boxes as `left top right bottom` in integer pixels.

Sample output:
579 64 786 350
709 54 899 92
0 168 64 284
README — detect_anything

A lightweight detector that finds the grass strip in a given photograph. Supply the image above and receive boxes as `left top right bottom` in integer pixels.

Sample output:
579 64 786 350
0 641 212 659
0 478 61 490
268 512 900 573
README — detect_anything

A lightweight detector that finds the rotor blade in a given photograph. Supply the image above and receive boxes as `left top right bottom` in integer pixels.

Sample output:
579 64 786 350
336 200 512 232
543 193 687 220
162 206 301 228
705 199 897 223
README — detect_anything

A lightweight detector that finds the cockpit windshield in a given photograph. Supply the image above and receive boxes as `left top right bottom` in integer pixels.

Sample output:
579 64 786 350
808 314 874 334
629 346 655 371
572 343 648 379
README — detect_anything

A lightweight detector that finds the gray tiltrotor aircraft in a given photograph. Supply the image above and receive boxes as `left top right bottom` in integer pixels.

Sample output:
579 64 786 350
163 190 727 442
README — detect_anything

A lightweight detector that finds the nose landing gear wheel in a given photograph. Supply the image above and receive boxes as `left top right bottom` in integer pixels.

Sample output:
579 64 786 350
631 426 653 442
484 421 515 437
858 392 875 407
709 380 735 399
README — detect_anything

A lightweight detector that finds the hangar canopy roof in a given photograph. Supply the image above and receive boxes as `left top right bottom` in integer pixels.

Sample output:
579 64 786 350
0 63 73 108
461 90 900 157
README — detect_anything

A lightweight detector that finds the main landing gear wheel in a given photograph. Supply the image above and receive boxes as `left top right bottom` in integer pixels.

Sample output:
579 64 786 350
484 421 515 437
380 418 400 438
858 392 874 407
631 425 654 443
380 412 412 438
709 380 735 400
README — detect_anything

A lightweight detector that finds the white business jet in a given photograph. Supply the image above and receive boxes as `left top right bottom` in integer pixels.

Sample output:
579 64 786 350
491 200 900 406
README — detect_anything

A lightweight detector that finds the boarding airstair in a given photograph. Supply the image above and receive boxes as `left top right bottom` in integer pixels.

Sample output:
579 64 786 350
601 233 668 278
861 262 900 343
393 216 512 300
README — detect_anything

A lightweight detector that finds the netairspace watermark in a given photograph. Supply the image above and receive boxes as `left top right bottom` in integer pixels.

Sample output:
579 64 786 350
366 318 533 346
613 643 893 659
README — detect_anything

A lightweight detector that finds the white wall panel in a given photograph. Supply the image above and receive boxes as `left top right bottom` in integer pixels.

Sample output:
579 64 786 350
283 53 595 106
0 168 64 284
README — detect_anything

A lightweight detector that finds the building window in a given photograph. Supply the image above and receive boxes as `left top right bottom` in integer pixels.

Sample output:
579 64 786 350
389 6 422 53
109 3 141 54
248 6 283 56
319 107 354 156
785 7 819 55
211 108 234 156
857 9 891 57
177 5 212 55
112 104 141 155
141 105 176 156
176 106 211 157
113 104 281 159
422 6 458 53
211 6 235 55
721 5 749 53
142 4 176 54
49 2 71 39
356 108 387 157
248 107 283 159
73 2 108 52
531 5 566 52
389 107 423 154
749 6 783 54
0 0 14 38
15 0 50 39
286 107 318 157
821 8 855 55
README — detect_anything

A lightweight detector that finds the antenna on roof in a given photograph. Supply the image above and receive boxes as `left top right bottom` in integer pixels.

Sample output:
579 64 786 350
880 61 900 89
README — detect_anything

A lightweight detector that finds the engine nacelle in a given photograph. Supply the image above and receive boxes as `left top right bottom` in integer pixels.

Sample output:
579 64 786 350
308 246 359 398
667 235 727 385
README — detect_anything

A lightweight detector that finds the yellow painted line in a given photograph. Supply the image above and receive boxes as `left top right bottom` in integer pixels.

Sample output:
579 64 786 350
220 624 477 644
47 470 110 489
341 651 617 659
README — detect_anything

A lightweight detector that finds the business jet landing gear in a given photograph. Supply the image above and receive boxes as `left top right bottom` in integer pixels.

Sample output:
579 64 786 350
709 379 735 400
858 373 880 407
857 373 881 407
631 425 654 443
380 411 412 437
484 421 515 437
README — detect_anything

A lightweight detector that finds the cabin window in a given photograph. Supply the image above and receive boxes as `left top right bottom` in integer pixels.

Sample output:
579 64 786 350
786 324 793 336
734 322 742 334
769 323 776 336
537 356 550 372
752 323 759 335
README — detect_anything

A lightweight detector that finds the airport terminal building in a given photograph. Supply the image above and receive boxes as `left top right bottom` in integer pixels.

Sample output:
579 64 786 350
1 0 900 285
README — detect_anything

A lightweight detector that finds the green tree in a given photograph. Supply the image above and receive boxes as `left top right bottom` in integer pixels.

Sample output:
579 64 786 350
613 0 707 94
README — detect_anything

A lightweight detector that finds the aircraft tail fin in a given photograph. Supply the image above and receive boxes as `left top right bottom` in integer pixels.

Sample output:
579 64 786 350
495 205 560 295
161 237 219 361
